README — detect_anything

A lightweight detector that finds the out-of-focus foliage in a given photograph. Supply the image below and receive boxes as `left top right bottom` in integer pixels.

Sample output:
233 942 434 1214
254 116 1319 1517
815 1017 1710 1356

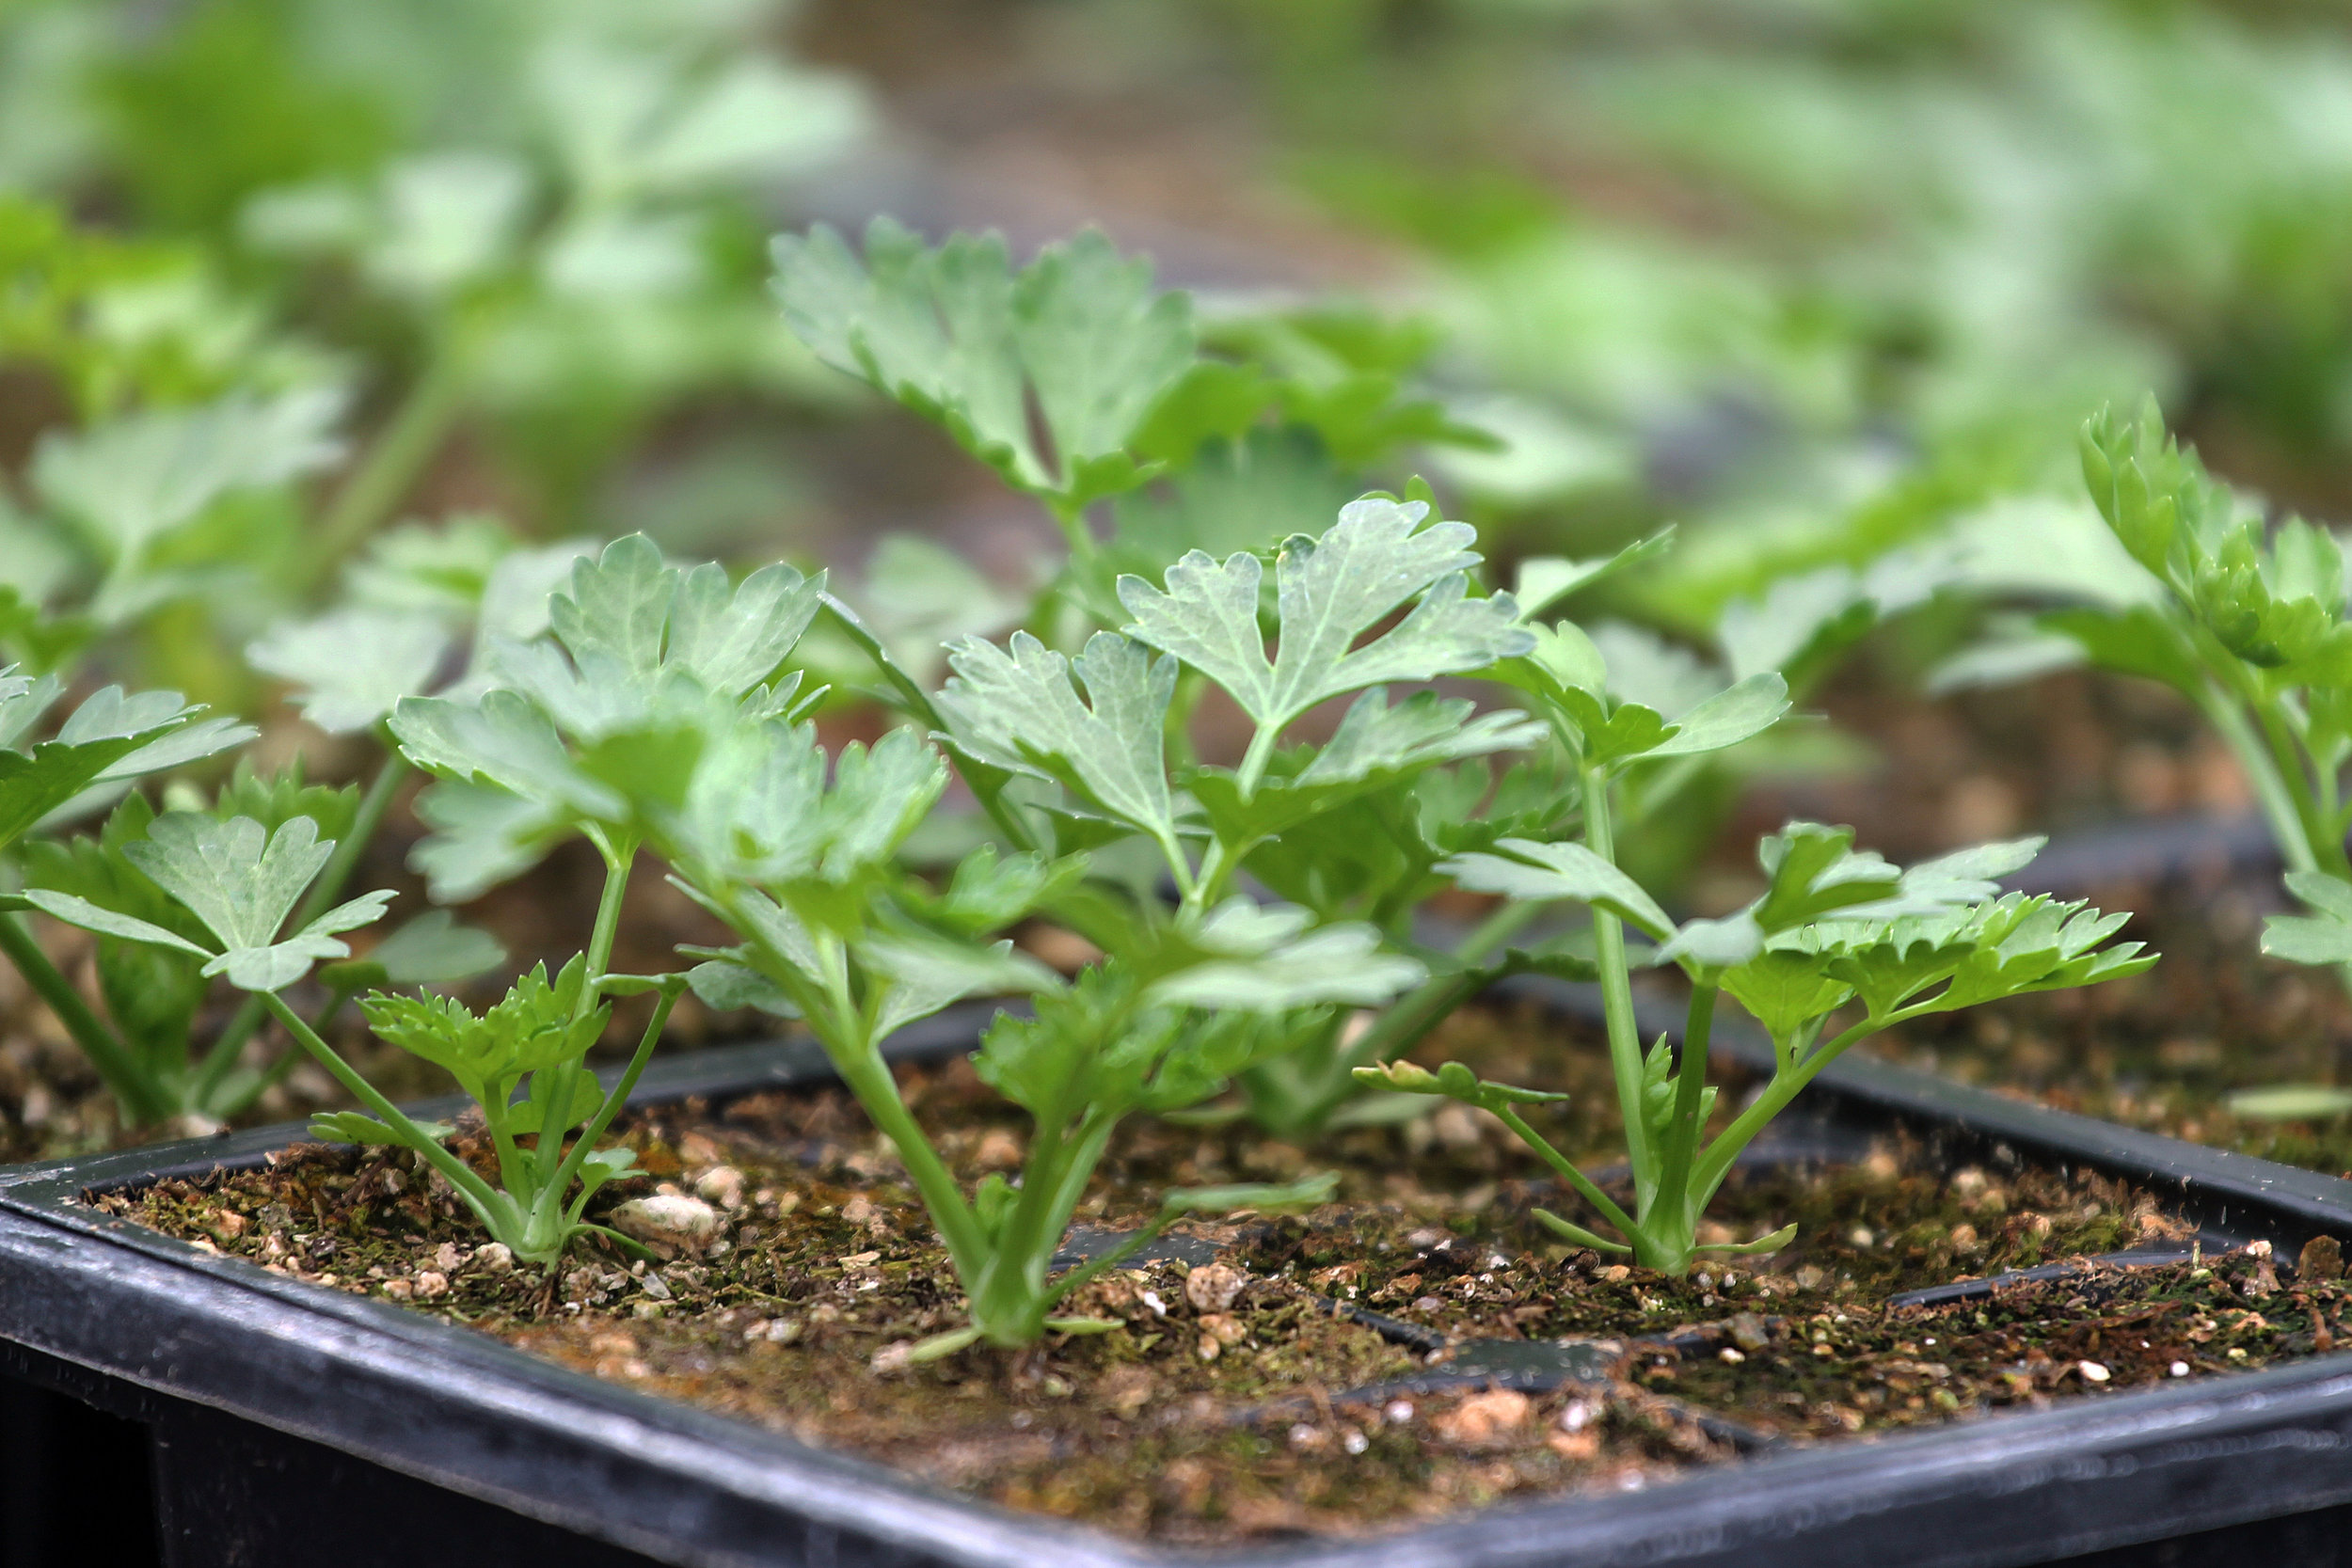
1 0 870 548
1153 0 2352 628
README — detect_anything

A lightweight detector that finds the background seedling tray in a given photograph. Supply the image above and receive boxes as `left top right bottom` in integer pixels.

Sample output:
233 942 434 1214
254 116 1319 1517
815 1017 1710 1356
5 991 2352 1568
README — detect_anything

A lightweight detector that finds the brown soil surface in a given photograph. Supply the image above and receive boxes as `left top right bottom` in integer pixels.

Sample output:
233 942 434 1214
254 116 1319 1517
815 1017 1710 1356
110 1005 2352 1545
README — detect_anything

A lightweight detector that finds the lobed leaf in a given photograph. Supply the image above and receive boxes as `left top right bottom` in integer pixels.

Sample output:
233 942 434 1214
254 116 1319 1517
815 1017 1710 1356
938 630 1176 844
1118 497 1532 734
772 219 1193 508
1439 838 1675 940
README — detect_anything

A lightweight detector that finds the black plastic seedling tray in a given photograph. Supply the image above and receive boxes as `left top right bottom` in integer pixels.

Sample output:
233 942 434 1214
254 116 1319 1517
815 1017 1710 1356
7 990 2352 1568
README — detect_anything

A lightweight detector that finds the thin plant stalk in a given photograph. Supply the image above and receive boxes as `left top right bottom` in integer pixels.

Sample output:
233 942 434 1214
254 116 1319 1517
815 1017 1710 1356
301 355 466 592
0 913 167 1125
190 753 412 1114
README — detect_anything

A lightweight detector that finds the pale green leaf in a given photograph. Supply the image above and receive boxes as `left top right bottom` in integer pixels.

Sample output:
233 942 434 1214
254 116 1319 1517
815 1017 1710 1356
323 911 505 990
31 388 343 560
19 889 212 959
1118 497 1532 732
938 630 1175 842
1513 529 1675 620
771 219 1193 505
1645 672 1789 757
860 930 1061 1038
123 814 333 954
1439 838 1675 939
2227 1085 2352 1120
1146 922 1424 1011
249 609 450 734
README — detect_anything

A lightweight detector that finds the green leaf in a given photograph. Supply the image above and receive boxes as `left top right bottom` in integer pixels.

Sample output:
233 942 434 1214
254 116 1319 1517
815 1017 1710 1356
771 219 1195 508
1750 823 1903 933
2264 871 2352 966
310 1111 455 1146
532 40 866 201
321 911 506 990
361 962 604 1106
1188 690 1542 843
248 608 451 734
2036 605 2204 694
393 689 617 818
859 929 1061 1038
1118 497 1533 734
1645 673 1789 757
31 388 343 566
683 958 799 1018
1157 1175 1338 1214
66 813 401 992
1439 838 1675 939
937 630 1175 844
1513 529 1675 620
2226 1085 2352 1120
667 721 946 895
406 781 564 904
1721 949 1855 1038
19 890 211 959
0 682 246 848
125 814 333 954
550 536 821 695
911 847 1089 936
1144 917 1424 1011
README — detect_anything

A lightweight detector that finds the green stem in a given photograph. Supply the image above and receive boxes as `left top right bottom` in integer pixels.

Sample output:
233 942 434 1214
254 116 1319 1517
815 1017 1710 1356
193 753 411 1110
1648 983 1717 1232
1234 723 1281 800
830 1022 989 1279
2199 688 2318 876
2196 686 2352 999
739 913 986 1278
224 990 347 1113
0 913 168 1125
262 990 512 1227
1692 1013 1882 1196
576 838 635 1024
1580 761 1653 1193
548 987 679 1226
1492 1103 1639 1241
301 354 465 592
1047 497 1098 566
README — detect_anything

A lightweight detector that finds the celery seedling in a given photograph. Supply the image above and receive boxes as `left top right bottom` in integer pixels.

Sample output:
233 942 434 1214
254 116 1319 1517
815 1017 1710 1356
1357 620 2153 1274
28 806 675 1266
0 673 250 1124
1948 402 2352 1116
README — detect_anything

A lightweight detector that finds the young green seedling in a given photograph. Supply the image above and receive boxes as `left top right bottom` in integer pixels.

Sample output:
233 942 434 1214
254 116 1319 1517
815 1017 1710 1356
0 672 251 1124
20 763 500 1125
1947 401 2352 1116
29 802 682 1266
1360 689 2152 1273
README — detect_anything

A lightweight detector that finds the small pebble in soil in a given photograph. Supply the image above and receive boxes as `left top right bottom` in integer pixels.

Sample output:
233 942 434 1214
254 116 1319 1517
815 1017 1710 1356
1184 1262 1247 1312
610 1194 722 1255
2078 1360 2110 1383
693 1166 745 1210
2171 1362 2191 1377
474 1243 513 1274
1433 1389 1529 1447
